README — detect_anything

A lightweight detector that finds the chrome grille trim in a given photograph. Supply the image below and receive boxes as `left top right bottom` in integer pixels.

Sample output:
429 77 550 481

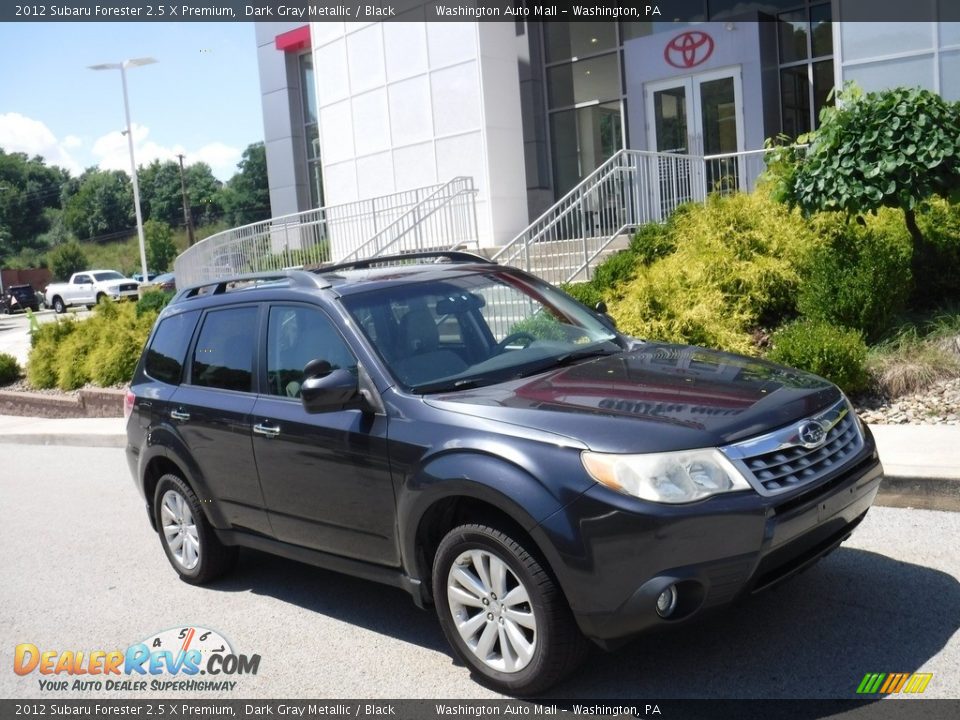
720 398 864 496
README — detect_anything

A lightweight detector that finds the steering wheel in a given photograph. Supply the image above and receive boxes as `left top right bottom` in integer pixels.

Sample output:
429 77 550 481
495 331 537 352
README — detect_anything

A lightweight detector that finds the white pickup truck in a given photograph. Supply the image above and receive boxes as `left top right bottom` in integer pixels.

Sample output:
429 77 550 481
45 270 140 313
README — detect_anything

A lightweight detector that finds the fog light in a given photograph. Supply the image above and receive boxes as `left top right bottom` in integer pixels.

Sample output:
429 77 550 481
656 585 678 618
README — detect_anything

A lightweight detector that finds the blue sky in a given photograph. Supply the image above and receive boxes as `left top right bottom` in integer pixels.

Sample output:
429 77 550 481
0 22 264 181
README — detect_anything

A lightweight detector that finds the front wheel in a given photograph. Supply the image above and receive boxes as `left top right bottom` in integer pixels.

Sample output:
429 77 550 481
52 297 65 314
432 524 589 696
154 473 237 585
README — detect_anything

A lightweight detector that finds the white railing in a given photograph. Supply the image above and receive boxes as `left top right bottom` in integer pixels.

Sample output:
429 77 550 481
337 177 479 263
493 147 781 285
174 182 465 288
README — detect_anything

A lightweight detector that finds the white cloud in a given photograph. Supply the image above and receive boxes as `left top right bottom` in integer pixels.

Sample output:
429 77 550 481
90 124 240 181
0 112 82 174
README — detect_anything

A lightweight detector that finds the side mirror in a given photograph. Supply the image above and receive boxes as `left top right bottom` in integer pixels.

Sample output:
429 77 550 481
300 361 359 414
594 301 618 331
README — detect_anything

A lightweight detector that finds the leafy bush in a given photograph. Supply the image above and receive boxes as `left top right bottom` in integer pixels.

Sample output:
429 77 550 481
48 241 88 281
915 197 960 308
507 312 569 342
768 320 869 393
136 290 172 317
628 216 677 266
27 301 157 390
0 352 20 385
145 219 177 272
608 192 818 354
797 209 913 340
560 282 603 310
27 318 78 388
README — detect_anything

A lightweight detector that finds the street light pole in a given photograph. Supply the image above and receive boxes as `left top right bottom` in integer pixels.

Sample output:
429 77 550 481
89 57 157 281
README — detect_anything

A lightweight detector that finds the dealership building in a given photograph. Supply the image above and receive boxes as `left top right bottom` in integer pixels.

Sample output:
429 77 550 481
249 1 959 265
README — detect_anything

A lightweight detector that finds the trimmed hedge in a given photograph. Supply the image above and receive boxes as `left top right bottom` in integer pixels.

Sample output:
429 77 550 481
27 300 157 390
798 209 913 341
768 319 869 393
0 352 20 385
607 192 818 354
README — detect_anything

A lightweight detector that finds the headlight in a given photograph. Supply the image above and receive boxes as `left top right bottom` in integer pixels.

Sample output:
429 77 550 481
581 448 752 504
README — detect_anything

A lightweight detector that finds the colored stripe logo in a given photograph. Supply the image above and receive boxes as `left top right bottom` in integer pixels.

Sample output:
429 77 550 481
857 672 933 694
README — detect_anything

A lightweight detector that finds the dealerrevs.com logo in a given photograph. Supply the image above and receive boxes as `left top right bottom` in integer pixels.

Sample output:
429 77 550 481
13 626 260 692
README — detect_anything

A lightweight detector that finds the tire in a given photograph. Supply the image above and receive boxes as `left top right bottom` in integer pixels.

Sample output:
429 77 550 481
153 473 237 585
96 293 106 304
52 297 65 314
432 524 589 696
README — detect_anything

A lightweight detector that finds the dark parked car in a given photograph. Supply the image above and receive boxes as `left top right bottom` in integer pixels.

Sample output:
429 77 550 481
152 272 176 293
1 284 40 314
125 252 882 695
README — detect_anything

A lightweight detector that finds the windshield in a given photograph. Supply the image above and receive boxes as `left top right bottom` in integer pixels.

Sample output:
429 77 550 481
93 271 124 281
342 270 622 393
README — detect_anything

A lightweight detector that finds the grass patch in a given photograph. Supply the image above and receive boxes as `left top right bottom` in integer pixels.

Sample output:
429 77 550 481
866 307 960 397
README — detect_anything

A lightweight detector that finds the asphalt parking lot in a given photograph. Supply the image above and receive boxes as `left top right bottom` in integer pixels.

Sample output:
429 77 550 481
1 444 958 701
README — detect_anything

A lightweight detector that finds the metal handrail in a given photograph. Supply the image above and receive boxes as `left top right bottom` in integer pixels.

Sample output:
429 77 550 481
338 177 477 263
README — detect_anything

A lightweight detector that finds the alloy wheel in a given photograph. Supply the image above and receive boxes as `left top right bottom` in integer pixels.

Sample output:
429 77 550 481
160 489 201 571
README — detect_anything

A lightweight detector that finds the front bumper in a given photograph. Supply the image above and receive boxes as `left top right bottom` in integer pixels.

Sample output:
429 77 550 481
534 432 883 647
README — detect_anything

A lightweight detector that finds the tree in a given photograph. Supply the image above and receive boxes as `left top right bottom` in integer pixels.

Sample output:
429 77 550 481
144 219 177 272
185 162 224 224
63 168 134 240
0 149 70 256
138 160 183 227
220 142 271 227
771 84 960 276
48 241 88 280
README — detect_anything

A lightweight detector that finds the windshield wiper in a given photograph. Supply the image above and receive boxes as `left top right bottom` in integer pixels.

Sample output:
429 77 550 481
513 342 621 379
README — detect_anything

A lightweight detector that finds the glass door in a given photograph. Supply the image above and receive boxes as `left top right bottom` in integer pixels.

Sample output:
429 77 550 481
646 68 744 213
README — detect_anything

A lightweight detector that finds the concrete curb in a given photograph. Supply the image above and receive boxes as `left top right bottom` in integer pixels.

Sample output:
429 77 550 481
0 433 126 448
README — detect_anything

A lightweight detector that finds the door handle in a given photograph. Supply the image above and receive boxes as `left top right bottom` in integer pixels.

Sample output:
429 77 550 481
170 409 190 422
253 422 281 438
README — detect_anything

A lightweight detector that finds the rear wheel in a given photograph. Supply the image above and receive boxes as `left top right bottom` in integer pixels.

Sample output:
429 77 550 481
154 473 237 584
432 524 589 696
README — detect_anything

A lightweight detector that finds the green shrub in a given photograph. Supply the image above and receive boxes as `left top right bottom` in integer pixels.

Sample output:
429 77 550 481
591 249 638 291
797 209 912 341
48 241 88 281
768 320 869 393
506 311 569 342
560 282 603 310
0 353 20 385
26 301 158 390
136 290 172 317
628 219 676 266
915 197 960 308
608 192 818 354
27 318 78 388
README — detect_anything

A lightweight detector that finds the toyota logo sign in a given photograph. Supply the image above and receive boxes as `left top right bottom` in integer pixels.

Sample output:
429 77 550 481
664 31 715 69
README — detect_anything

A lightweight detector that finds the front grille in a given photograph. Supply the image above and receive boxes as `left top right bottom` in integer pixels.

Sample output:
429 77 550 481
721 398 864 496
119 284 138 292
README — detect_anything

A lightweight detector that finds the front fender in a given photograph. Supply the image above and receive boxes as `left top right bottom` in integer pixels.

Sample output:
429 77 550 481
397 449 591 582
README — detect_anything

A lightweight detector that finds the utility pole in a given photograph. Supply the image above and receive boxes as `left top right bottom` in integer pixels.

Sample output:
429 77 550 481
176 153 196 247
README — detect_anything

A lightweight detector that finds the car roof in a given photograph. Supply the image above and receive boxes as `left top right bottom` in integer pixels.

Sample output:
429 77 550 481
318 261 504 297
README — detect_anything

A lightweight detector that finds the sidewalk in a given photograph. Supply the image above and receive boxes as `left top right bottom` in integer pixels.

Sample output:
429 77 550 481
0 415 956 508
0 414 126 448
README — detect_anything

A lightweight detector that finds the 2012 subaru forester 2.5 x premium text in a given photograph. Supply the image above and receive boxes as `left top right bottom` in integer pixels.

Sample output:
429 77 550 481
125 252 883 695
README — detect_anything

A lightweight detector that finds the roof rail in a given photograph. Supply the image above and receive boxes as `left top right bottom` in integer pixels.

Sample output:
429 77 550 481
172 269 331 303
319 250 495 274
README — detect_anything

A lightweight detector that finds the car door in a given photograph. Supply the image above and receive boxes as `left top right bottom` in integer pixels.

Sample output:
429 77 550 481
168 304 272 536
71 274 94 304
250 303 398 566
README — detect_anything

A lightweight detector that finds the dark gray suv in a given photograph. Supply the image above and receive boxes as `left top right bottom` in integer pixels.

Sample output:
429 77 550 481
125 252 883 694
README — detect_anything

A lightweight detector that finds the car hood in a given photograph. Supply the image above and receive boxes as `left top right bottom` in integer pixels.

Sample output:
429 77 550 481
423 343 841 453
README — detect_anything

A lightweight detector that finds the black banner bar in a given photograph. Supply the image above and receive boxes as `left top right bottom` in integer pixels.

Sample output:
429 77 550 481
2 1 959 23
2 700 960 720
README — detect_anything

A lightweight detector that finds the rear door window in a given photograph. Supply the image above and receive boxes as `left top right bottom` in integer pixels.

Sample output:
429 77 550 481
144 310 200 385
190 306 259 392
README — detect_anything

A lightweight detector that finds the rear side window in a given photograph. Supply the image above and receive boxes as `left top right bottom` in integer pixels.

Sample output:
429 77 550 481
190 307 259 392
144 310 199 385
